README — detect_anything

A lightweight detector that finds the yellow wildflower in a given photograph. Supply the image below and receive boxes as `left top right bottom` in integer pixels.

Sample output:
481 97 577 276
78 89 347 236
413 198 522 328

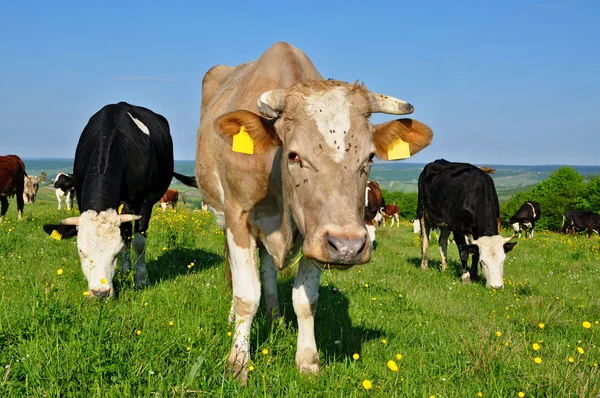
364 283 369 287
534 357 542 364
495 331 502 337
396 354 403 360
262 348 269 355
582 321 592 329
57 269 64 275
538 323 545 329
100 278 107 284
249 365 255 371
136 330 142 335
353 353 359 360
577 347 584 355
381 339 387 344
387 360 399 372
83 291 90 296
186 346 191 351
362 380 372 390
477 393 483 397
518 393 525 398
227 331 232 336
568 357 575 363
532 343 540 351
168 321 174 326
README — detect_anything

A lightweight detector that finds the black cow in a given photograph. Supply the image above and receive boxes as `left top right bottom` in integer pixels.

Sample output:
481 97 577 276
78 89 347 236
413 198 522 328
418 159 517 288
53 172 76 210
43 102 174 297
509 202 541 239
562 210 600 236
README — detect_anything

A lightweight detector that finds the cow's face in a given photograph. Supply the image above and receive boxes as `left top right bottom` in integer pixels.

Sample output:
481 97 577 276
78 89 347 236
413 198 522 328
468 235 517 288
216 81 432 267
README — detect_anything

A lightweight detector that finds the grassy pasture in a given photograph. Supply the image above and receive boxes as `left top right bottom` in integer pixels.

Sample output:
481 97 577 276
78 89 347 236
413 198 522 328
1 189 599 397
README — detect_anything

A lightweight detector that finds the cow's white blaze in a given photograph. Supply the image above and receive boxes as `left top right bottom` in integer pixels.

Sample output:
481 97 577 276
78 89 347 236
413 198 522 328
304 87 350 163
472 235 507 288
127 112 150 136
511 222 520 233
77 209 124 292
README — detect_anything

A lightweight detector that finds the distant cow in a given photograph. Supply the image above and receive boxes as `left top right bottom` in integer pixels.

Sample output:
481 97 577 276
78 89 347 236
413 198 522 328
160 189 186 211
0 155 26 222
509 202 541 238
43 102 174 297
364 180 384 246
418 159 516 288
562 210 600 236
53 172 76 210
23 172 46 204
380 204 400 227
411 218 421 233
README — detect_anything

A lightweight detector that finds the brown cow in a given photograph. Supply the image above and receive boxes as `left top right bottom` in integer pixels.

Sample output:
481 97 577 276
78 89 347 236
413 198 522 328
364 180 384 246
0 155 26 222
159 189 186 211
23 172 46 204
194 42 433 382
380 204 400 227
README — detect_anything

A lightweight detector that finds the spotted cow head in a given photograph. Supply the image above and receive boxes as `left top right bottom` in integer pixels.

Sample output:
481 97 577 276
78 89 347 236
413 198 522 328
466 235 517 288
216 80 433 268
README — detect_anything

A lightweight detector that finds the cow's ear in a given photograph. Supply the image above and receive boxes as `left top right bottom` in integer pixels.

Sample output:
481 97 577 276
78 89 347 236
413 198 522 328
372 119 433 160
503 242 517 253
464 244 479 254
215 110 282 154
43 224 78 240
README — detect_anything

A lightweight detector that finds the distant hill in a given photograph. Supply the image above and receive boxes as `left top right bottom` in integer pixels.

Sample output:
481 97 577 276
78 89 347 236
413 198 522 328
20 158 600 202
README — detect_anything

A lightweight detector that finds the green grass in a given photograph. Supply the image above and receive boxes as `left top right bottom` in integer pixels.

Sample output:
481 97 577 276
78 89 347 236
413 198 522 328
1 190 599 397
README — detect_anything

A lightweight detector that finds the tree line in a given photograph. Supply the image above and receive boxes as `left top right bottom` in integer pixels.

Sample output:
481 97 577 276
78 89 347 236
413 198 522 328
380 166 599 231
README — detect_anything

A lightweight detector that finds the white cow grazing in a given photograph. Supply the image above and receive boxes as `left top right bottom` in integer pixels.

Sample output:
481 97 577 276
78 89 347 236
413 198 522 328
53 172 75 210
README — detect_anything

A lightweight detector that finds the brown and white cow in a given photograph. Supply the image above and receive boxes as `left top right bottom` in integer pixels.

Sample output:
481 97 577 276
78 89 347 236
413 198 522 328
23 172 46 204
159 189 186 211
364 180 384 245
380 204 400 227
0 155 26 222
194 42 433 382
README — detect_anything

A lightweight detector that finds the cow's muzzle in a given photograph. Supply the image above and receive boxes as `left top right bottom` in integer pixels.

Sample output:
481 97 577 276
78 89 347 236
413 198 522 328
90 286 114 298
324 232 368 265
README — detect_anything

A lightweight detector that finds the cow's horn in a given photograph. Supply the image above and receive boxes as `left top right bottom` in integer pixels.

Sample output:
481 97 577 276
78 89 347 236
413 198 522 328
369 93 414 115
119 214 142 223
504 234 515 242
257 89 286 118
60 217 80 226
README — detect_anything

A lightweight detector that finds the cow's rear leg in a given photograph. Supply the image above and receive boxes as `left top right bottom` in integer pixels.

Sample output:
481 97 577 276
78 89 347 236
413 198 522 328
0 197 8 223
259 247 281 326
55 189 63 209
293 257 322 374
226 218 260 385
438 227 451 271
420 216 430 269
65 190 73 210
121 222 133 273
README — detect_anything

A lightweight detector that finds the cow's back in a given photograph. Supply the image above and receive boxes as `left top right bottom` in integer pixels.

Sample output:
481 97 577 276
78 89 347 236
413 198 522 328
418 159 499 237
196 42 322 212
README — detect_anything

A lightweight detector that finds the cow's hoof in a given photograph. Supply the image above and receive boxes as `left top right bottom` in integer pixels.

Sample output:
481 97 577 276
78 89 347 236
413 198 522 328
227 350 249 385
296 348 320 375
461 273 471 284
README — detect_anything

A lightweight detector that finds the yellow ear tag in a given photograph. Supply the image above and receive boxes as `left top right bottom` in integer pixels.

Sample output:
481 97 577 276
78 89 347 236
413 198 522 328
118 203 124 214
232 126 254 155
50 230 63 240
387 138 411 160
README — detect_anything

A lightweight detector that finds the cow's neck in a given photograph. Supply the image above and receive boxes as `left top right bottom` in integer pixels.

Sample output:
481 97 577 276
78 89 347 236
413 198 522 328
80 173 123 212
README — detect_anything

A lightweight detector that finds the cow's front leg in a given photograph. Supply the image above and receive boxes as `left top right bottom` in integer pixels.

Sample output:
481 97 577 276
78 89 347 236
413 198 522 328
260 247 281 326
226 228 259 385
293 258 322 374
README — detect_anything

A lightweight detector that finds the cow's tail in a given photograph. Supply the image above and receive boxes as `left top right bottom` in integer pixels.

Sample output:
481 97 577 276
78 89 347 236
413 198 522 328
173 172 197 188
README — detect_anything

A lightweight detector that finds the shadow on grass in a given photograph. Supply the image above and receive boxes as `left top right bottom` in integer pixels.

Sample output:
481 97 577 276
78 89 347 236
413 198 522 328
147 247 224 285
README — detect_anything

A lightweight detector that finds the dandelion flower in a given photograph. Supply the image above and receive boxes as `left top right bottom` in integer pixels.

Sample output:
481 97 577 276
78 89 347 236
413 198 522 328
396 354 403 360
534 357 542 364
582 321 592 329
362 379 372 390
387 360 399 371
381 339 387 344
577 347 584 355
168 321 174 326
186 346 191 351
518 393 525 398
496 331 502 337
57 269 64 275
372 297 377 301
594 363 598 367
262 348 269 355
538 323 545 329
83 291 89 296
477 393 483 397
353 353 359 360
364 283 369 287
249 365 255 371
227 331 232 337
136 329 142 335
568 357 575 363
100 278 107 284
532 343 540 351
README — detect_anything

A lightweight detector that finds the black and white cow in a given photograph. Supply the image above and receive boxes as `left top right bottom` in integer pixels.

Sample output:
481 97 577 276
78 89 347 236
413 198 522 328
43 102 174 297
53 172 76 210
562 210 600 236
509 201 541 239
418 159 517 288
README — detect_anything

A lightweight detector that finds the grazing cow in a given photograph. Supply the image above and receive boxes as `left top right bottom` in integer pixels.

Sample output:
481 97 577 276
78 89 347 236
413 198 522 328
562 210 600 236
193 42 433 382
418 159 516 288
364 180 384 245
43 102 174 297
23 172 46 204
509 201 541 238
380 204 400 227
54 172 76 210
0 155 26 222
159 189 186 211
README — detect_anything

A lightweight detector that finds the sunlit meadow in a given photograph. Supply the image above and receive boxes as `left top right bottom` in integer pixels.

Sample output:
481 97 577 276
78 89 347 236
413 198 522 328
1 186 599 397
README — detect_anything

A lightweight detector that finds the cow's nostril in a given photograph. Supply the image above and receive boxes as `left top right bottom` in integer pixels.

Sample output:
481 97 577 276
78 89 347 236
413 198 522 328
327 234 339 252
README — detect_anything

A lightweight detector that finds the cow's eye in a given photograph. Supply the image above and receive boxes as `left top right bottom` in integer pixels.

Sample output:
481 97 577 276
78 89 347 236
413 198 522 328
288 152 302 165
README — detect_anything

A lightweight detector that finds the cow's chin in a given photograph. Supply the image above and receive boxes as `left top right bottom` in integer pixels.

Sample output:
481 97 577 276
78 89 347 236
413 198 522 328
302 245 372 270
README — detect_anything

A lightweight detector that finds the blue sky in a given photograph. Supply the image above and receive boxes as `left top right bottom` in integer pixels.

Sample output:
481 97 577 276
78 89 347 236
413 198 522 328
1 0 598 165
